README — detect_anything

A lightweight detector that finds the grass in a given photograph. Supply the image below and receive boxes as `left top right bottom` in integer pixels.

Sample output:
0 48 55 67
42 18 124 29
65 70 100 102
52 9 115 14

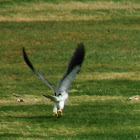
1 1 140 21
0 0 140 139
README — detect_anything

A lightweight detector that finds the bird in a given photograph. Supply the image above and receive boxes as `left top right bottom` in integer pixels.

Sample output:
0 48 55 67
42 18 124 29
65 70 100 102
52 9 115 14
23 43 85 117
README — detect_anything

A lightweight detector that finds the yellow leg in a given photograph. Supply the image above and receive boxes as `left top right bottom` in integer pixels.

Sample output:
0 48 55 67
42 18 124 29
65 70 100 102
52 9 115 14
58 109 63 116
53 109 58 118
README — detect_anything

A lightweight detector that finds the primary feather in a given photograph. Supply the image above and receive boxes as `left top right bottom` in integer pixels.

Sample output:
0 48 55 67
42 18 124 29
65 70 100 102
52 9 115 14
23 48 55 92
56 43 85 95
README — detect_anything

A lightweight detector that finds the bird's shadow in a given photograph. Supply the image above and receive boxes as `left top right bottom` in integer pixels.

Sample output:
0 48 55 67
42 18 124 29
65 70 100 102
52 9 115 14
0 104 56 119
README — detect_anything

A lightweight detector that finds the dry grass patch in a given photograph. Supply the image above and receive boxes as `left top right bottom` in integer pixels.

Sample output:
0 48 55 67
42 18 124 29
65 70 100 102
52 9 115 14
1 1 140 21
80 72 140 81
69 95 124 106
0 94 52 107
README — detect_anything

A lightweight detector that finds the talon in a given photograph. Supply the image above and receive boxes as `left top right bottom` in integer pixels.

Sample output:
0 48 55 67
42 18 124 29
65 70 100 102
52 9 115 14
58 110 63 116
53 113 58 118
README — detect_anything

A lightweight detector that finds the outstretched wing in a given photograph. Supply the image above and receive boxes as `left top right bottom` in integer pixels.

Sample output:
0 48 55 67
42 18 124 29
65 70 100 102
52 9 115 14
56 43 85 95
23 48 55 92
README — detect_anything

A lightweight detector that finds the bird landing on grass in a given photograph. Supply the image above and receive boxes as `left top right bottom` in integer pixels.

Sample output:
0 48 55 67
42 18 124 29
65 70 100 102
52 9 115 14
23 43 85 117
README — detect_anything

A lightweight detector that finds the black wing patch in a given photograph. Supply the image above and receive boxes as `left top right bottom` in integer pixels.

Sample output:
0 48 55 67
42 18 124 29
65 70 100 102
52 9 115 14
66 43 85 75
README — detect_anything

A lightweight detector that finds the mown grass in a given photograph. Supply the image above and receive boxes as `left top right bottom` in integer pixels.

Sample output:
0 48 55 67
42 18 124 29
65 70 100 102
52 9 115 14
0 0 140 139
1 1 140 21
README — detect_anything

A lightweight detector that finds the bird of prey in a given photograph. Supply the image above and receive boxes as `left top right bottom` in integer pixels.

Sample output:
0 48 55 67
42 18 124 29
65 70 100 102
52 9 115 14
23 43 85 117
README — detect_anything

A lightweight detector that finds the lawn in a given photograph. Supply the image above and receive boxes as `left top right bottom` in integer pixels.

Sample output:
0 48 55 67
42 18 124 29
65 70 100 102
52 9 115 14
0 0 140 139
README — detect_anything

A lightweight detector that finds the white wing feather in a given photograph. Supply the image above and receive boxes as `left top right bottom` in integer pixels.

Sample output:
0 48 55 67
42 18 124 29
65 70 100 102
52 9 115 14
57 66 80 93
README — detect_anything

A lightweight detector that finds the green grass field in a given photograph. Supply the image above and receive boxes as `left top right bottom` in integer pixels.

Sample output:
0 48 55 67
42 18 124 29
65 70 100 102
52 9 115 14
0 0 140 139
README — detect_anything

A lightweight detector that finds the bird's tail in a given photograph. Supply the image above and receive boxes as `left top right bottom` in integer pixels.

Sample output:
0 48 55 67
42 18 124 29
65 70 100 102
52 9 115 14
43 95 59 103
